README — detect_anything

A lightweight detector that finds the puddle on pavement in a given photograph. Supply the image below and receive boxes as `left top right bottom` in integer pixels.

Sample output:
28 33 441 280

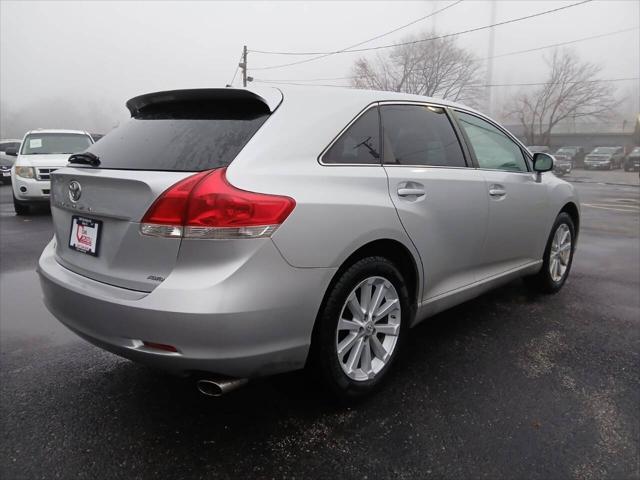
0 269 77 351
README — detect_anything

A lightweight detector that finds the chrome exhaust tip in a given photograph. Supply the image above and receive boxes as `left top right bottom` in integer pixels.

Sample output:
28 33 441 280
196 378 248 397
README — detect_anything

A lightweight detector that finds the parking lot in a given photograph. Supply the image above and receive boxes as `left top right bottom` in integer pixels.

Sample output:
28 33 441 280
0 169 638 479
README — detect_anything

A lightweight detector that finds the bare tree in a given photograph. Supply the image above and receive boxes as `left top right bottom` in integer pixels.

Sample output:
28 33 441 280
506 49 619 146
351 31 483 105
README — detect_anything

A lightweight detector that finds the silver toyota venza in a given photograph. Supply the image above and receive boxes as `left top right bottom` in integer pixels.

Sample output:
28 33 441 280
38 87 579 399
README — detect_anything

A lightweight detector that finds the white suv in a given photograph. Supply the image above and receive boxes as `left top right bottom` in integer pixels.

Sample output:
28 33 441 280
11 129 94 214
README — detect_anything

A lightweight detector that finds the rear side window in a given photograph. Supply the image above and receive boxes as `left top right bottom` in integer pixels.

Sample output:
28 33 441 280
322 107 381 165
381 105 466 167
87 99 270 171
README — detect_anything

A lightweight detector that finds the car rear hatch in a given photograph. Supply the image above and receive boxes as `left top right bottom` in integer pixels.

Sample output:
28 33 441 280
50 88 282 292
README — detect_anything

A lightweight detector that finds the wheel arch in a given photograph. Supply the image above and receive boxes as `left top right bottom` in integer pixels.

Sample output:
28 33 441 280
310 238 421 351
560 201 580 242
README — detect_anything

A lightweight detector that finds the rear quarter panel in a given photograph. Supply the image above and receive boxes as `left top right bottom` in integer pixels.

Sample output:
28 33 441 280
228 161 418 270
225 91 420 272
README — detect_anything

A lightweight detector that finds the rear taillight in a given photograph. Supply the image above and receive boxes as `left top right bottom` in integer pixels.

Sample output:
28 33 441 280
141 168 295 239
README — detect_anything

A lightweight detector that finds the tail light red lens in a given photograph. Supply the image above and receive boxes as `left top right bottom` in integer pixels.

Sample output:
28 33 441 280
141 168 295 239
141 171 209 226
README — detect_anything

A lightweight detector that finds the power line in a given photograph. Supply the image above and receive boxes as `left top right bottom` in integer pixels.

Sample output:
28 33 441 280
478 77 639 87
250 0 593 71
253 80 354 88
252 77 639 89
249 0 463 56
486 25 638 60
254 26 638 84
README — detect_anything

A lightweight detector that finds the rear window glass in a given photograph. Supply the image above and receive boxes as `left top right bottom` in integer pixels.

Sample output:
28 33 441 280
87 100 270 171
21 134 92 155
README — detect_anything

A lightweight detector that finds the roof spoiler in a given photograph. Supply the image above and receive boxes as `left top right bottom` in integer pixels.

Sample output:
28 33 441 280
125 88 283 117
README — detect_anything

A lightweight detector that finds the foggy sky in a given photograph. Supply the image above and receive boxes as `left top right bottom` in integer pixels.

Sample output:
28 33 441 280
1 0 638 138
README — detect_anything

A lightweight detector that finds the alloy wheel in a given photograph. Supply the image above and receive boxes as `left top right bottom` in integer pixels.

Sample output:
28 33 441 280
335 276 401 381
549 224 572 282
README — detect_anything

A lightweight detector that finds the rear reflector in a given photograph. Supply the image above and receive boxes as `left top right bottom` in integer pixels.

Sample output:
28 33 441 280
142 341 179 353
141 168 295 239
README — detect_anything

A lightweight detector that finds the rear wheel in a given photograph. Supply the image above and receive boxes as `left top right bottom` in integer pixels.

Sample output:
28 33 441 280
310 256 410 400
13 196 30 215
525 212 575 294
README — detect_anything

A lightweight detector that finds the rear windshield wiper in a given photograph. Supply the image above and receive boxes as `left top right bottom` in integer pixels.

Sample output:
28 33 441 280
68 152 101 167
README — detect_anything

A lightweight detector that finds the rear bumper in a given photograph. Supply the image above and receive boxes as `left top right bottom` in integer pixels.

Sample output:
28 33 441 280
38 239 336 378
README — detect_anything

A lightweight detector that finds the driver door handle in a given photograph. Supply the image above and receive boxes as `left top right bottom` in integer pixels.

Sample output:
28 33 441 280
398 187 426 197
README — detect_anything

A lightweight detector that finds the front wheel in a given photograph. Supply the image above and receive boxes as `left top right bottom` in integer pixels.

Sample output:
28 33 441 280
13 196 30 215
310 256 410 400
525 212 576 294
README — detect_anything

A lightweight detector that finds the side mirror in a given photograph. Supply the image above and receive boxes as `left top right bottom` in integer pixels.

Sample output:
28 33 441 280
5 147 18 156
532 152 554 172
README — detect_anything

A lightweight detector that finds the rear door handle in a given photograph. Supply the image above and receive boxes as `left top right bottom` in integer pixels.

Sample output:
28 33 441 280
398 188 425 197
488 185 506 198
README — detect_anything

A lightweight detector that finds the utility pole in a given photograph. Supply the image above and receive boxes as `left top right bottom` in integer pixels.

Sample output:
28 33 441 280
485 0 497 116
431 1 439 30
240 45 248 87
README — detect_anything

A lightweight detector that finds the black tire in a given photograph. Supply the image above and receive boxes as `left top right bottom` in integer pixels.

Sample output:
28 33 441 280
525 212 576 294
13 196 30 215
309 256 411 400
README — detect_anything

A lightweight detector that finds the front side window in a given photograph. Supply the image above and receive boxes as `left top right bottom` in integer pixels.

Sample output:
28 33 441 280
380 105 466 167
456 111 528 172
322 107 381 165
21 133 92 155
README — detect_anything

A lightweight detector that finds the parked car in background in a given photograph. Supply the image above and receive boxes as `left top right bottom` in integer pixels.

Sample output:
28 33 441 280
552 149 574 176
0 139 21 154
11 129 94 214
624 146 640 171
527 146 551 154
584 146 625 170
554 146 585 165
38 87 580 399
0 139 22 183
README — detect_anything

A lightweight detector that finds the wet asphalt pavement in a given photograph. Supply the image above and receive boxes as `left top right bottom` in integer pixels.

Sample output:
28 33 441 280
0 175 638 479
